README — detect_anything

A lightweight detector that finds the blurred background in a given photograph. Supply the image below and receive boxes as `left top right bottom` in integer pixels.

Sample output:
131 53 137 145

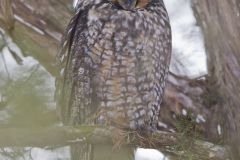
0 0 240 159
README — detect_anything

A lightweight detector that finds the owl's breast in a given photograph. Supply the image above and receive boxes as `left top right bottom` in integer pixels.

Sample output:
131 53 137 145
77 2 171 129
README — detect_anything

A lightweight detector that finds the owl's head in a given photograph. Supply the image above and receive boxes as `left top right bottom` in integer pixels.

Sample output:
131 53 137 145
110 0 149 10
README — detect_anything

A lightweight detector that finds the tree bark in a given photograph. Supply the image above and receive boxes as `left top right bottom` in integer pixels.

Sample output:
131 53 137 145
192 0 240 159
0 0 14 31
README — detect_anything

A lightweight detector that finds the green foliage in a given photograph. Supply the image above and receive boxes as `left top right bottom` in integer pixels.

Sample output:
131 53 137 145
175 109 197 136
172 109 200 160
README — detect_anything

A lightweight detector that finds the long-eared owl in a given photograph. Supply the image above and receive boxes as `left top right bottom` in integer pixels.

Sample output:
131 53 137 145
56 0 171 131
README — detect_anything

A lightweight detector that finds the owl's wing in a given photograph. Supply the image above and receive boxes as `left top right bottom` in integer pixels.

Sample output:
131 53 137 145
55 7 95 125
57 8 82 66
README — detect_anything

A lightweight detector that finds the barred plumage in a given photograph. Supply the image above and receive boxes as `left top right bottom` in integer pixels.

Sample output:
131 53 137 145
56 0 171 131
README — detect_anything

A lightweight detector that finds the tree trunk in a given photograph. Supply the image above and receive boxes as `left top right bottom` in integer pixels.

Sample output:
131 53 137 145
192 0 240 159
0 0 73 75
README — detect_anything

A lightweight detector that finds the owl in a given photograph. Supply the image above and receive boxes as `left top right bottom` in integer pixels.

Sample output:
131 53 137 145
56 0 171 131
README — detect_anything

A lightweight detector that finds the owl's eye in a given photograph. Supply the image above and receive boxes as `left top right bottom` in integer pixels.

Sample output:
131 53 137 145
122 0 137 10
110 0 148 10
111 0 137 10
135 0 149 8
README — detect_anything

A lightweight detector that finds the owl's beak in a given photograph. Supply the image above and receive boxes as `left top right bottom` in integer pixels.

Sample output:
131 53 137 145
118 0 137 10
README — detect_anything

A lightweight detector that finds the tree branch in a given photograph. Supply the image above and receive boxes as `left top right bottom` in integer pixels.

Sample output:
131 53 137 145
0 126 229 160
